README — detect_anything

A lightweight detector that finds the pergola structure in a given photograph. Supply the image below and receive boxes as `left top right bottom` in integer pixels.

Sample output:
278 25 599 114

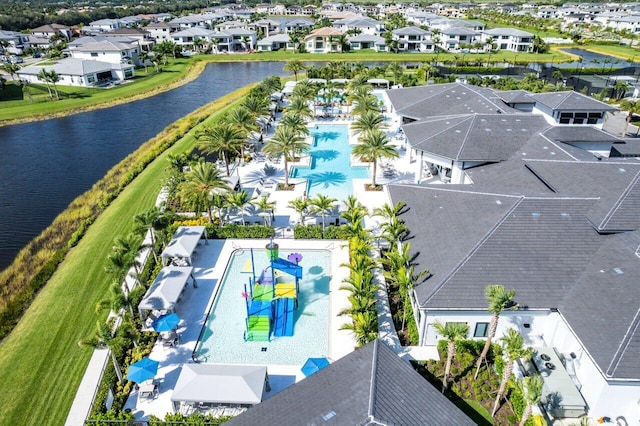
138 266 195 321
161 226 208 266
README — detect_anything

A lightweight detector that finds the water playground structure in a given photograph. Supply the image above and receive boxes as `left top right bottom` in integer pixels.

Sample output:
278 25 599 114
243 242 303 341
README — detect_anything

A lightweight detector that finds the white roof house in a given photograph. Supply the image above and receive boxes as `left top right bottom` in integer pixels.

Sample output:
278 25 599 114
482 28 535 52
17 58 135 87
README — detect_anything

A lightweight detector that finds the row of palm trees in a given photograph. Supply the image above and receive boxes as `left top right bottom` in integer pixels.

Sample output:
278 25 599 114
337 196 378 346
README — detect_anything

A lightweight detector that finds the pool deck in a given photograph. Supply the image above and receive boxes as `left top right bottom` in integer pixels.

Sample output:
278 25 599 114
124 239 354 421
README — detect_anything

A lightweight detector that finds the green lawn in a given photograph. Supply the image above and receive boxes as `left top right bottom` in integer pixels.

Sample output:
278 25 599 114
0 58 198 124
0 88 245 426
455 399 494 426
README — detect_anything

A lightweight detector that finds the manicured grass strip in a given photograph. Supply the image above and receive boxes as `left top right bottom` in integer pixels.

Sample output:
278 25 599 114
0 87 248 426
455 399 494 426
577 44 640 61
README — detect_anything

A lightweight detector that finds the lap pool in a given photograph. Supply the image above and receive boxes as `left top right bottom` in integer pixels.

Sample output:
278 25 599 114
290 124 368 201
193 248 332 365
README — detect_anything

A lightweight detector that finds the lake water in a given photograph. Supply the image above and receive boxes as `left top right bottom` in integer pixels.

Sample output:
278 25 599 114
0 61 285 271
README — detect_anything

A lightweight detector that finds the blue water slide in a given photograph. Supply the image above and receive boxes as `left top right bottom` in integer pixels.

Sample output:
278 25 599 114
273 298 286 337
271 258 303 279
283 299 295 336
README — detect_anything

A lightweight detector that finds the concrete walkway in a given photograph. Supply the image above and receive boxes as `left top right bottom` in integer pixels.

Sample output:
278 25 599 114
64 349 110 426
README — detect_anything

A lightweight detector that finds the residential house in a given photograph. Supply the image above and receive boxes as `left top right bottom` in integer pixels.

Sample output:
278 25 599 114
144 22 175 43
481 28 534 52
304 27 343 53
30 24 73 40
256 34 292 52
301 5 318 16
439 27 479 51
0 30 29 54
68 40 141 66
285 5 303 16
249 19 281 37
227 340 476 426
282 18 314 34
348 33 386 51
85 19 125 33
392 26 434 52
332 16 385 35
171 28 215 51
210 28 256 52
17 58 134 87
385 82 640 423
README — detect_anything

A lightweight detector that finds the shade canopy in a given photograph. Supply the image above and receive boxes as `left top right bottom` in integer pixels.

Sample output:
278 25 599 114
127 357 159 384
301 357 330 376
171 364 268 411
138 266 193 319
161 226 207 265
152 313 181 332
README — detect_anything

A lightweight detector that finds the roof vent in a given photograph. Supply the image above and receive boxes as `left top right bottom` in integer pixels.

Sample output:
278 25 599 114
496 200 502 205
635 245 640 259
531 212 541 218
561 212 570 217
506 129 512 132
485 128 492 132
455 130 461 133
614 267 623 275
322 411 336 421
619 167 626 172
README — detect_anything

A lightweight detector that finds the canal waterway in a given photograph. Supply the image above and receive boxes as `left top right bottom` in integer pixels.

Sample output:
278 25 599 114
0 61 285 271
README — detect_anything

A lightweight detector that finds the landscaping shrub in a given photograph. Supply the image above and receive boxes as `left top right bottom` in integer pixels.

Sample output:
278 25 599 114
148 413 232 425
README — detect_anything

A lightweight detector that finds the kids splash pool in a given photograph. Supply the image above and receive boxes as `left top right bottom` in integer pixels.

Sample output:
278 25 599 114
193 248 332 365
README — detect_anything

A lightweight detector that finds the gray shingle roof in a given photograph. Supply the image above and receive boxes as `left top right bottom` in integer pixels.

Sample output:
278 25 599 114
402 114 549 162
386 83 515 120
529 91 618 112
393 26 429 36
543 126 623 145
559 230 640 380
483 27 534 37
524 160 640 232
497 89 536 104
227 340 475 425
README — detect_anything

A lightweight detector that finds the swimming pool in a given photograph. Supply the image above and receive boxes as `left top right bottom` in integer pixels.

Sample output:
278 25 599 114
290 124 368 201
193 248 331 365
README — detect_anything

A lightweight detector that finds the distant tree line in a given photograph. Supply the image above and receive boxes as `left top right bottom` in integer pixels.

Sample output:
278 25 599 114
0 0 211 32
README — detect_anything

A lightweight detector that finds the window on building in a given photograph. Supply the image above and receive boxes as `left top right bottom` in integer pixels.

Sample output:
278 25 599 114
91 52 98 57
474 322 489 338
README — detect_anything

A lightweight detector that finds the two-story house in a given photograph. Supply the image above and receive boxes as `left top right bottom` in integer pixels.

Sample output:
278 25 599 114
481 28 535 52
392 26 434 52
304 27 343 53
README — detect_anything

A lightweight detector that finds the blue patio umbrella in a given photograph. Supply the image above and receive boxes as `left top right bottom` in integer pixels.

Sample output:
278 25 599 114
126 357 159 384
301 357 330 377
152 313 181 333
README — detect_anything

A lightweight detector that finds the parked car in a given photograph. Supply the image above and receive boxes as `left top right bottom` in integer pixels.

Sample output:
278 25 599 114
9 56 23 64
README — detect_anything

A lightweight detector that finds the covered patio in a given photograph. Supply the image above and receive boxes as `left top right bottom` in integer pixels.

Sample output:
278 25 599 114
367 78 390 89
138 266 195 322
171 364 269 414
161 226 208 266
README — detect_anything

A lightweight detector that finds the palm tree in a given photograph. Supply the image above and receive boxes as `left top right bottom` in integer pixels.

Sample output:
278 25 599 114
433 321 469 393
262 125 310 187
492 328 533 416
255 196 276 226
109 233 143 287
227 190 254 225
196 122 246 176
1 62 20 82
614 80 629 100
339 311 378 347
373 201 406 224
350 94 380 116
227 106 259 137
78 320 125 383
292 79 318 100
242 96 271 122
139 50 151 73
288 196 309 224
474 285 518 379
388 62 404 85
620 99 640 136
132 207 164 262
37 68 53 99
519 374 544 426
309 193 337 232
285 97 313 119
351 110 386 137
381 217 408 252
279 113 310 136
341 195 368 238
178 160 230 223
284 59 306 81
395 262 428 331
352 129 399 187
